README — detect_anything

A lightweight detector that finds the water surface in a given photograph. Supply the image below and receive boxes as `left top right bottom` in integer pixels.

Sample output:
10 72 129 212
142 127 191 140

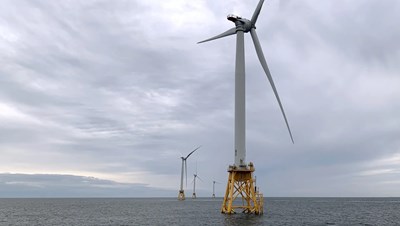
1 197 399 225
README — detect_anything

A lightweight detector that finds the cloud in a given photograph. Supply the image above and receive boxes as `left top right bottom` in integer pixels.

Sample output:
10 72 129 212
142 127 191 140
0 173 173 197
0 0 399 197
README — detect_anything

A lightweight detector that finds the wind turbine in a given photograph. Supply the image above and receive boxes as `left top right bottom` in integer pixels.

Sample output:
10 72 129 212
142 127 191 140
198 0 292 214
191 172 203 199
192 161 203 199
212 180 220 198
178 146 201 200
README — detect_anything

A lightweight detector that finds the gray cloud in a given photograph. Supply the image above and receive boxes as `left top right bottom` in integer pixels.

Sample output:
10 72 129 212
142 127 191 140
0 173 173 197
0 0 399 197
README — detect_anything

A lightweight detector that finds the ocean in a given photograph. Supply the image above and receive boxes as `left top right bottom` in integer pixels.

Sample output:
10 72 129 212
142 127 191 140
0 197 399 225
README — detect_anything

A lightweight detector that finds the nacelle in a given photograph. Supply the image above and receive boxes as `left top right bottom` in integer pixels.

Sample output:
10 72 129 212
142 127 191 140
227 14 242 22
228 14 253 32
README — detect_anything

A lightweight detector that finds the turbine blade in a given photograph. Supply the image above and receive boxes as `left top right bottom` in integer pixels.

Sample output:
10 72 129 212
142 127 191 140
250 28 294 143
197 175 203 182
251 0 265 25
197 28 236 44
185 146 201 159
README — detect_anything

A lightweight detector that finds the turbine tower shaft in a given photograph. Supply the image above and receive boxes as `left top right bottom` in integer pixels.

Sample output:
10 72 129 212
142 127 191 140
235 30 246 167
180 159 184 191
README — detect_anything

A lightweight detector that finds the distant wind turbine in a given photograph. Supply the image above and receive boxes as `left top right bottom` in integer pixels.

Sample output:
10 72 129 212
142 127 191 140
212 180 220 198
178 146 201 200
192 170 203 199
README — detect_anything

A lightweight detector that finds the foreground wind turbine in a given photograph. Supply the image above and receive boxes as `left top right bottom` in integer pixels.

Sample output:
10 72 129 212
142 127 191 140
198 0 292 214
178 146 201 200
199 0 293 168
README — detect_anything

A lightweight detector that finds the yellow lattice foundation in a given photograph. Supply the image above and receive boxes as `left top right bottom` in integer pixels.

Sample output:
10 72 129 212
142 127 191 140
178 190 185 200
221 162 263 214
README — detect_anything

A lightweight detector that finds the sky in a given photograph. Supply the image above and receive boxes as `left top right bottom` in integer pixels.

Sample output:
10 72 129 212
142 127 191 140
0 0 399 198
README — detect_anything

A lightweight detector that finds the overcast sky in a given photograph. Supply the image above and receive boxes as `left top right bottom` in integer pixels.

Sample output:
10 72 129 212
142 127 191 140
1 0 399 198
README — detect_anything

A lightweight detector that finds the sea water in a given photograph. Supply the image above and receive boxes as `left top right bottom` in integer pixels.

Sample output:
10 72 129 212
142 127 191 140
0 197 399 225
